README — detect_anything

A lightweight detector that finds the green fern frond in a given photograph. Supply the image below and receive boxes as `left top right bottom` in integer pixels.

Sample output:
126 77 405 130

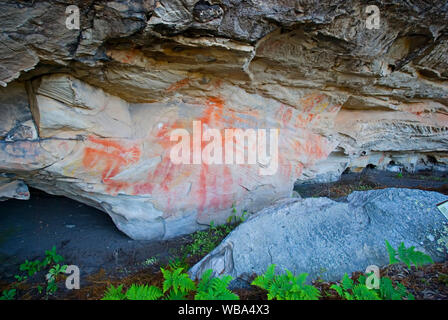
341 273 354 290
386 240 433 268
385 240 400 265
165 290 188 300
161 267 196 295
251 264 276 290
352 284 381 300
194 269 239 300
251 265 320 300
125 284 163 300
102 284 126 300
379 277 414 300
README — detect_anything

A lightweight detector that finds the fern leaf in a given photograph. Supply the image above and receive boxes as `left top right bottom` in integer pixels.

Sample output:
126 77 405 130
379 277 397 300
165 290 188 300
397 243 412 268
408 249 434 268
330 284 343 297
341 273 354 290
162 267 195 295
352 284 381 300
385 240 399 265
125 284 163 300
195 269 239 300
102 284 126 300
396 243 433 268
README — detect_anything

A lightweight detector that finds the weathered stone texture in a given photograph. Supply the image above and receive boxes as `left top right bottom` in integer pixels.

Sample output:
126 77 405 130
189 189 448 282
1 1 448 239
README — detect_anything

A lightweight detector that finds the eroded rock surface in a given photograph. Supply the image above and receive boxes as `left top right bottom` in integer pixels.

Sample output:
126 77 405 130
1 1 448 239
0 180 29 201
189 188 448 282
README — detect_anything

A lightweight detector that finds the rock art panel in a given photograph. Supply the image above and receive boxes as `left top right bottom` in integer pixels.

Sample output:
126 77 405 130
1 0 448 239
0 74 337 239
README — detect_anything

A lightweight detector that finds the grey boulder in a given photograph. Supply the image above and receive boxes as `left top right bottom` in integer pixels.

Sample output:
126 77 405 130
0 180 30 201
189 188 448 283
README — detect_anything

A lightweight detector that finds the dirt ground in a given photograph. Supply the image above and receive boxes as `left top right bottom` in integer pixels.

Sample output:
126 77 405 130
294 168 448 199
1 168 448 300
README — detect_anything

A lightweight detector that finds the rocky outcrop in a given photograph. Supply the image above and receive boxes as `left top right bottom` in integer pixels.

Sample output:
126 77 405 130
0 180 29 201
189 188 448 282
1 1 448 239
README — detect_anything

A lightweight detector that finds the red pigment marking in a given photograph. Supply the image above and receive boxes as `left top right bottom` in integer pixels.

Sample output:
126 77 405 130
293 134 329 165
129 96 279 217
196 164 234 220
131 96 224 212
116 49 139 64
295 163 304 177
166 78 190 92
82 136 141 194
212 79 223 89
328 104 341 113
198 163 209 215
296 114 315 128
133 182 154 195
301 93 326 114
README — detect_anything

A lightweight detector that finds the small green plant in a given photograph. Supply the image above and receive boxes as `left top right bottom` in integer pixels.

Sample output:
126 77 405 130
44 263 67 296
330 273 414 300
226 204 248 225
195 269 239 300
0 289 16 300
251 264 320 300
396 172 403 178
357 185 374 191
329 241 422 301
184 230 215 256
46 264 68 282
167 256 190 271
102 284 126 300
19 259 42 277
330 274 381 300
161 267 196 300
43 246 64 266
142 257 158 266
385 240 433 268
182 226 230 258
102 267 239 301
15 246 67 298
377 277 414 300
18 246 65 279
14 274 27 282
438 273 448 286
37 285 43 294
180 205 248 260
126 284 163 300
46 280 58 295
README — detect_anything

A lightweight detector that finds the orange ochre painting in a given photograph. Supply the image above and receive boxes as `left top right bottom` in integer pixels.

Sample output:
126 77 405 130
80 94 337 216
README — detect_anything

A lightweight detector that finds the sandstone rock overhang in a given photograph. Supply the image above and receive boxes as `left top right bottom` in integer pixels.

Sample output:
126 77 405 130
1 0 448 240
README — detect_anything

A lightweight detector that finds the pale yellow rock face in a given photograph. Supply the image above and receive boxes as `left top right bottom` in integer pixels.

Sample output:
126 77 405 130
0 0 447 239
